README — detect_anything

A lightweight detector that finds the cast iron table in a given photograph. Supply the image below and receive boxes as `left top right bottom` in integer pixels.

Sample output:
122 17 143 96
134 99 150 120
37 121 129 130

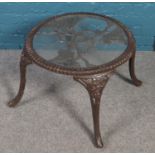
8 12 142 148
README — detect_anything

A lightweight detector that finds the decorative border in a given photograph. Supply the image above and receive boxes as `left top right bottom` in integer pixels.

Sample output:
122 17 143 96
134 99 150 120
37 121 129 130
25 12 135 76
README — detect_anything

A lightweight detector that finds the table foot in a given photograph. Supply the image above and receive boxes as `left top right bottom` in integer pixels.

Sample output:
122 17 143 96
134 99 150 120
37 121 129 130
8 51 32 107
74 72 112 148
96 136 104 148
129 52 142 87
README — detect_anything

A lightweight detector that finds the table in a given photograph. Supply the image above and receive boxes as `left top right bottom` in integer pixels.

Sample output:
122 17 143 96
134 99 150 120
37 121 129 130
8 12 142 148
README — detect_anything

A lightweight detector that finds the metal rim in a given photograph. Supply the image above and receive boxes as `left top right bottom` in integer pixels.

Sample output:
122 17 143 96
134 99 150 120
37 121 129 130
25 12 135 76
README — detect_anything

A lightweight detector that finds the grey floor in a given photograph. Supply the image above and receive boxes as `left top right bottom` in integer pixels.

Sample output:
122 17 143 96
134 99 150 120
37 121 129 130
0 50 155 153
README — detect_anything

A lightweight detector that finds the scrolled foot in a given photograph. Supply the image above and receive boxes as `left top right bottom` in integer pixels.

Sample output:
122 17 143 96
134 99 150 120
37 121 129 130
96 136 104 148
132 78 142 87
8 99 19 107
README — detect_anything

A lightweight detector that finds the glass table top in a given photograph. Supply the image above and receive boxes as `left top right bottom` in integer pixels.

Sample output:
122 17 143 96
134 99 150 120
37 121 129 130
33 14 128 69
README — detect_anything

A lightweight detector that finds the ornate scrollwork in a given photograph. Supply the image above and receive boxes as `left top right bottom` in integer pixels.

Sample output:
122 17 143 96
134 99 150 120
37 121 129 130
74 72 113 147
74 72 113 104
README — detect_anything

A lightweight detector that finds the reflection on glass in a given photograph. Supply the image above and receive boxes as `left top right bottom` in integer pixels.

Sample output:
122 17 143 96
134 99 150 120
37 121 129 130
33 14 128 68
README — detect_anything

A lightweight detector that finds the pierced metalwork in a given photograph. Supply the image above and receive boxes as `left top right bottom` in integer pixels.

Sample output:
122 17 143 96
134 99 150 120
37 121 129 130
8 12 142 148
74 72 113 148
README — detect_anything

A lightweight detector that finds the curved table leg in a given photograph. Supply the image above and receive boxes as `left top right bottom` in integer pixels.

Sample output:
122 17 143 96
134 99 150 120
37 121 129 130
74 72 112 148
129 50 142 87
8 52 32 107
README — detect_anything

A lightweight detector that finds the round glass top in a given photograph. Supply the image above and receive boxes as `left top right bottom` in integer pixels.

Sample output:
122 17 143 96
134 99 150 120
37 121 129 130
33 14 128 69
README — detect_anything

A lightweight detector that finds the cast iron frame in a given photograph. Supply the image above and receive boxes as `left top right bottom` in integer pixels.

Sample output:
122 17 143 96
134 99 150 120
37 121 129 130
8 12 142 148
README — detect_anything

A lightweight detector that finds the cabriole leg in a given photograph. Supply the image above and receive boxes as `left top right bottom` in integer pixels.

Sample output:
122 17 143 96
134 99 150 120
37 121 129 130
8 52 32 107
129 50 142 87
74 72 112 148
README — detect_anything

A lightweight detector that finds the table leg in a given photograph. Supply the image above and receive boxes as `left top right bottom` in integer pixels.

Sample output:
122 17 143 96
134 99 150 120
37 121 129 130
8 52 32 107
129 50 142 87
74 72 112 148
